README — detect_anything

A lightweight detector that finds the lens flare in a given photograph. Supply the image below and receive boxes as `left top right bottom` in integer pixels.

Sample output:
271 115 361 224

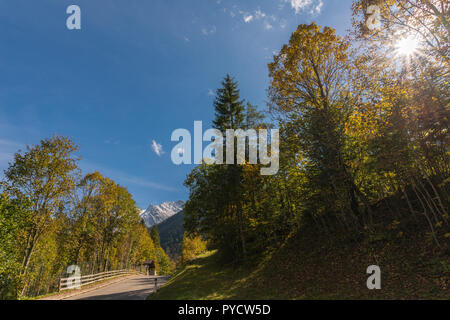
395 36 419 56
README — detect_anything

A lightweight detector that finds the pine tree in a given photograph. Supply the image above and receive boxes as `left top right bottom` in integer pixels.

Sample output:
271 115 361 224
212 74 245 132
184 75 268 263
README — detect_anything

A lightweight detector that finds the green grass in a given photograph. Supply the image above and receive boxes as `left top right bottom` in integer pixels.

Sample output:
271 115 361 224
148 251 265 300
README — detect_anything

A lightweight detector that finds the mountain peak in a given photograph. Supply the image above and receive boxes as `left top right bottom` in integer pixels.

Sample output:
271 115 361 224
140 200 185 228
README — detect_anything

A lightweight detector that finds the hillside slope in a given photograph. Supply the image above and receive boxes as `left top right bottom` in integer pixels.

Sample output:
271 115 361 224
149 220 449 300
158 210 184 259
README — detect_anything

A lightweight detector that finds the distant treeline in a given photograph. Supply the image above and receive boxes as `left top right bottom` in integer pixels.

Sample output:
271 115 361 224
158 210 185 260
0 136 172 299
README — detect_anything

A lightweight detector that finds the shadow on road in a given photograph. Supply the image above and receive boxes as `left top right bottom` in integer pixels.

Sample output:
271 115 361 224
67 275 168 300
78 288 153 300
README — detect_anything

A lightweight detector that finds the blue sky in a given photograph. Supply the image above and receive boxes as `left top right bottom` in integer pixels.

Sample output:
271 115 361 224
0 0 353 209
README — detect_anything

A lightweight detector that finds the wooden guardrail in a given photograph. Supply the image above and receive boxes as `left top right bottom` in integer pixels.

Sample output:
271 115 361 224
59 269 134 291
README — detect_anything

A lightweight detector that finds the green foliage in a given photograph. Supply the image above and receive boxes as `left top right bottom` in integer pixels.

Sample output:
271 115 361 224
155 246 173 275
0 194 31 299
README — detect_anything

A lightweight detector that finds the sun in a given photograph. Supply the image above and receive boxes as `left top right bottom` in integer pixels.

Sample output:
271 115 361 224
395 36 419 56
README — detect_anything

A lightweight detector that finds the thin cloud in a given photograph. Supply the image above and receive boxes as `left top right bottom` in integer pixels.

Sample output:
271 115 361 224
242 8 268 25
283 0 324 14
219 1 323 31
0 139 23 170
119 174 178 192
152 140 164 156
244 15 254 23
264 21 273 30
201 25 217 36
255 9 266 19
80 160 178 192
0 139 23 148
312 0 323 14
230 6 278 31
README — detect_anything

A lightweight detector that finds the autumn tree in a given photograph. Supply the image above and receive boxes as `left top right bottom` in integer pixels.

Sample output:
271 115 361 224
349 0 449 243
0 193 31 299
2 136 79 294
268 23 374 229
181 233 207 264
352 0 449 64
150 225 161 247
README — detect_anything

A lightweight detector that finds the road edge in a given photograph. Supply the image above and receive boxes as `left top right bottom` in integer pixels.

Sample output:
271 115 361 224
38 274 139 300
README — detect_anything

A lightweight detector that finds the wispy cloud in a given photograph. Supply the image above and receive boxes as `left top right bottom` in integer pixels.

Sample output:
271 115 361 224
151 140 164 156
0 139 23 148
0 142 178 192
201 25 217 36
80 160 178 192
255 9 266 20
312 1 323 14
0 139 23 169
119 174 178 192
264 21 273 30
0 152 14 170
244 14 254 23
219 0 324 31
241 8 269 26
226 5 284 31
284 0 324 14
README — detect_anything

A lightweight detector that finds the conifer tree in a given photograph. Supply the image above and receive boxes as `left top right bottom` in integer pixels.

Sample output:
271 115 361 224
185 75 268 263
213 74 245 132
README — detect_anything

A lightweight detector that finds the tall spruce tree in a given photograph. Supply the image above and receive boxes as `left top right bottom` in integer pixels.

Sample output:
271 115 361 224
214 74 248 261
213 74 245 132
186 75 268 263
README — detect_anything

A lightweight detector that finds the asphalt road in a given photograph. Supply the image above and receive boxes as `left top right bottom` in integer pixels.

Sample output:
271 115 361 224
64 275 168 300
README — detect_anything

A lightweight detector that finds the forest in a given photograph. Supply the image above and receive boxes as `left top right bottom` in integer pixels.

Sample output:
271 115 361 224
0 136 172 299
1 0 449 300
182 0 449 277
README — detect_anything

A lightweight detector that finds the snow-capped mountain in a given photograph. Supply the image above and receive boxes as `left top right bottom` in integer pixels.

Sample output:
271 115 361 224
140 200 184 228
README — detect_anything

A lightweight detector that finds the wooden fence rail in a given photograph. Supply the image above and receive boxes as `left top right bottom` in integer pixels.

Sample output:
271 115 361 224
59 269 136 291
